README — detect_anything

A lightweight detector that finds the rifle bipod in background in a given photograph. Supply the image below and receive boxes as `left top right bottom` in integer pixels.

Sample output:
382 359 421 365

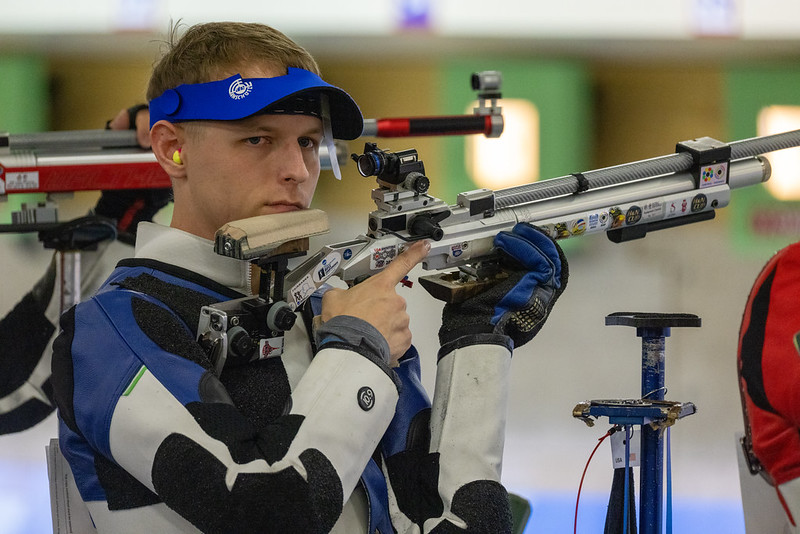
572 313 702 534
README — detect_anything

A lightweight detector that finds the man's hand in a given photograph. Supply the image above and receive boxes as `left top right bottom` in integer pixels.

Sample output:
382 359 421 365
321 240 430 365
107 106 151 149
439 223 568 349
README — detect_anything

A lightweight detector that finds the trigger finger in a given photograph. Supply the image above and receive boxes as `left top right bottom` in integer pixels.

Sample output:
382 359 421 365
378 240 430 286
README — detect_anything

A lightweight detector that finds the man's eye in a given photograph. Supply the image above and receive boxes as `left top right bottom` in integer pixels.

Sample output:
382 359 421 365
246 137 264 145
298 137 318 149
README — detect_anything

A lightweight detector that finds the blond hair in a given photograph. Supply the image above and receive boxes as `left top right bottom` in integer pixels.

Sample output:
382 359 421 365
147 21 320 101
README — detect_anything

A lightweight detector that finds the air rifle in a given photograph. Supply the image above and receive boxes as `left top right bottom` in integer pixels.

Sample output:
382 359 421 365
214 129 800 312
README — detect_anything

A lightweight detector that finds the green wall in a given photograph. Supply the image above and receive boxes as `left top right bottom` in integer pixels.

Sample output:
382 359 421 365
0 56 48 133
726 63 800 257
0 56 49 223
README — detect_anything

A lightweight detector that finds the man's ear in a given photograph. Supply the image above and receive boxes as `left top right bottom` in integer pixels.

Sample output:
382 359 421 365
150 120 186 179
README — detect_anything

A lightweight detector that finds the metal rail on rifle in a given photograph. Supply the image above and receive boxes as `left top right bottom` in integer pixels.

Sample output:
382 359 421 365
216 129 799 306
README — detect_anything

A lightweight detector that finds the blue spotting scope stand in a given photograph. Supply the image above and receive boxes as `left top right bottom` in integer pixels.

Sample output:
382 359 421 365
573 312 701 534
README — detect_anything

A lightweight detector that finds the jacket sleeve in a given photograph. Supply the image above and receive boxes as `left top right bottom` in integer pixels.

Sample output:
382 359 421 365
738 242 800 489
55 288 399 534
759 248 800 426
381 335 514 534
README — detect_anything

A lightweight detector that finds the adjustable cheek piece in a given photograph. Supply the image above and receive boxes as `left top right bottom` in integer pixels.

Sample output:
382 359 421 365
197 210 331 377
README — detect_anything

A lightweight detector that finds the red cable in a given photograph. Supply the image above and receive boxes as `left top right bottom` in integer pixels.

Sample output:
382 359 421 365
574 426 618 534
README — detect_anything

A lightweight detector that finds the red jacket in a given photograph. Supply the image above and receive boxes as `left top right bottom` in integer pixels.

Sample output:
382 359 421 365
739 241 800 487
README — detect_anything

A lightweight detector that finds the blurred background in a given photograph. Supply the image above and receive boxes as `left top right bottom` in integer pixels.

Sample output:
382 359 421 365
1 1 800 532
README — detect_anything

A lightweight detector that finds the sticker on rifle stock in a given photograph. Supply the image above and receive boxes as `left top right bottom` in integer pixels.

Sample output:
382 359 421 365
570 218 587 236
699 163 727 188
450 242 469 258
371 244 398 270
288 275 317 308
666 198 690 218
550 222 569 239
642 201 664 220
312 252 342 283
4 171 39 191
691 194 707 212
625 205 642 225
609 207 625 229
588 211 609 232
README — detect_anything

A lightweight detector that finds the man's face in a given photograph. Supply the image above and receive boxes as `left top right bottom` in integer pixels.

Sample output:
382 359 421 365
179 113 323 239
170 65 324 240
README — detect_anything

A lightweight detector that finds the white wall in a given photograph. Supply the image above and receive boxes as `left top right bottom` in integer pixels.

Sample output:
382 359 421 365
2 0 800 39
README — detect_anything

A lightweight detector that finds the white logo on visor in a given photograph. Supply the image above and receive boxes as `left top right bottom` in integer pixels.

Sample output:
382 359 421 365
228 78 253 100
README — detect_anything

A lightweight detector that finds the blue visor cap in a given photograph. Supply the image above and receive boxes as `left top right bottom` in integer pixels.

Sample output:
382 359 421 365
149 67 364 140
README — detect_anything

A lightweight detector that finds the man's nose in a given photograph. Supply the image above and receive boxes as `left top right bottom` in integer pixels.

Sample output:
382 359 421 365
279 143 311 183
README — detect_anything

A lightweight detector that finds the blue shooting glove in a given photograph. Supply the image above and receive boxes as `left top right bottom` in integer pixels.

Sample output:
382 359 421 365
439 223 568 349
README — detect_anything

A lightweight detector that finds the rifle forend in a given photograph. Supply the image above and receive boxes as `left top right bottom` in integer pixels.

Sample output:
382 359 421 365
276 131 799 305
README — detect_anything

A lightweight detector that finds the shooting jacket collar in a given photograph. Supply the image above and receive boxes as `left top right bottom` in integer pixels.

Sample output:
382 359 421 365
134 222 252 296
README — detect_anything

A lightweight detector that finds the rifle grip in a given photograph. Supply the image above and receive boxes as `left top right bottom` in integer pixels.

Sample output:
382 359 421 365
418 271 508 303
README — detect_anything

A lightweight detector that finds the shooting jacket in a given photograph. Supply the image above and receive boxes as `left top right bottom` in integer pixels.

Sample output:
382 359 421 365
738 241 800 530
52 221 514 533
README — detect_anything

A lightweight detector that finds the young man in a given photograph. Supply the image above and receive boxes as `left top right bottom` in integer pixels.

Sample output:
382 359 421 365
52 22 567 533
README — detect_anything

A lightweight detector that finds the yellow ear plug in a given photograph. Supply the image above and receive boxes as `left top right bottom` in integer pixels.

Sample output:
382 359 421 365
172 149 182 165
